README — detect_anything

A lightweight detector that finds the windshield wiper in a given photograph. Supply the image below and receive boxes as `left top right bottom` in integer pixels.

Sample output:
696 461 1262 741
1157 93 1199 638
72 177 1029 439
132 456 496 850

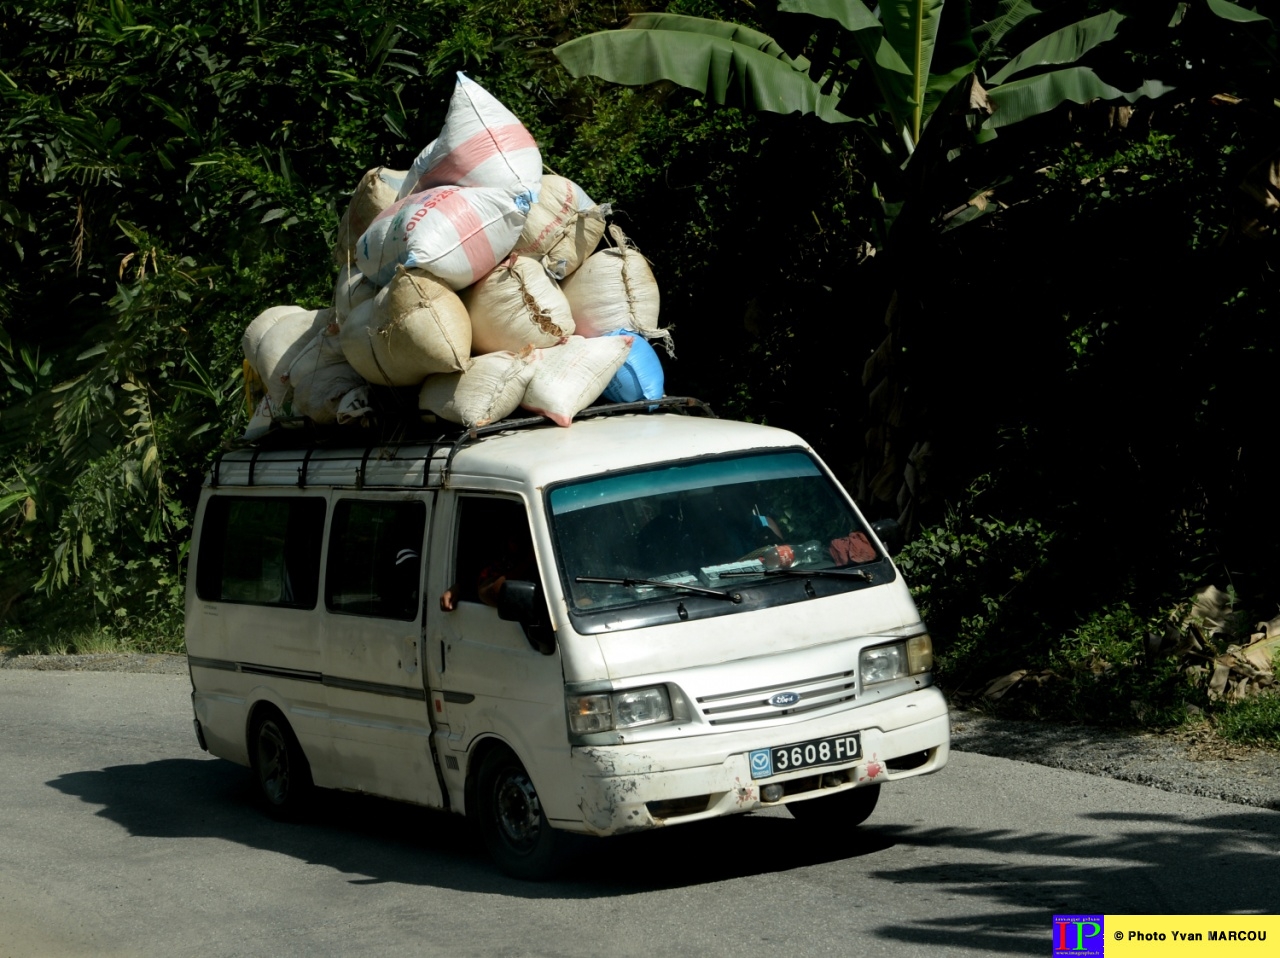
718 567 874 582
576 575 742 603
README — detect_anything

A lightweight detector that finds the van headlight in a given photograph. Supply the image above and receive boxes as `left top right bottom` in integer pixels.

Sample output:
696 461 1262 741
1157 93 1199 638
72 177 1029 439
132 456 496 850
567 686 673 734
860 634 933 686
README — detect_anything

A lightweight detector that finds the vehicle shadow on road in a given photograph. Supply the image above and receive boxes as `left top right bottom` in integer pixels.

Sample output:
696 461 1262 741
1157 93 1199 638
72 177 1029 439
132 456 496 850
860 807 1280 955
47 754 1280 950
46 757 893 899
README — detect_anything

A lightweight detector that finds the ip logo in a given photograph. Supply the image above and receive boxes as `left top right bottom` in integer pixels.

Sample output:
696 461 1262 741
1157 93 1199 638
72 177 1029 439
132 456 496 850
749 749 773 779
1053 915 1105 957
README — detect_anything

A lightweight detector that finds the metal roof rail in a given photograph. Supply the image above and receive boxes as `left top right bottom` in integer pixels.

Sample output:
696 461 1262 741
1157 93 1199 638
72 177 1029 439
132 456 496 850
214 397 717 486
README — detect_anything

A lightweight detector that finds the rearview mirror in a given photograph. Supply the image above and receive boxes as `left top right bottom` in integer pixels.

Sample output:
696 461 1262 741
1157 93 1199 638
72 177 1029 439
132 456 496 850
870 518 902 557
496 580 555 655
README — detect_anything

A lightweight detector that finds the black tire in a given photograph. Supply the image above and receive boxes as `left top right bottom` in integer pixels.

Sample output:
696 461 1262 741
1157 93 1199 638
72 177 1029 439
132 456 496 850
787 782 881 829
475 748 570 880
249 708 313 821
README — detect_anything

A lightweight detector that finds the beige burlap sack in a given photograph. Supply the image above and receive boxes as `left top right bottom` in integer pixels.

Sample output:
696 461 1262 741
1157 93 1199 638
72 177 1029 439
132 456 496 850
464 256 574 354
253 308 333 405
418 348 537 427
511 175 609 279
521 335 632 427
333 167 407 267
340 267 470 386
560 225 670 355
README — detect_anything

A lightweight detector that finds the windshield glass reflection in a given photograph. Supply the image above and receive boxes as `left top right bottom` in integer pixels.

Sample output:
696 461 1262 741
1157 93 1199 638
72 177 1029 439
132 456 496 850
548 451 880 614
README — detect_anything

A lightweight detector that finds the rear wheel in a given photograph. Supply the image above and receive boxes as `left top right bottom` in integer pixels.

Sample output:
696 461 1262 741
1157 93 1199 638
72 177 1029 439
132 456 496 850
787 782 880 830
250 709 313 820
475 748 571 880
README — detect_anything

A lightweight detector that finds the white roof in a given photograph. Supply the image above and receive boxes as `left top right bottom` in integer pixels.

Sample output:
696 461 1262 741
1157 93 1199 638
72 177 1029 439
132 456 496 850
209 413 812 490
451 414 810 488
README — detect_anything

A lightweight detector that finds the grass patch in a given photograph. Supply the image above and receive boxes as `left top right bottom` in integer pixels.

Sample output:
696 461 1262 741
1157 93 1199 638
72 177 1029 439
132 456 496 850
1 625 184 656
1217 693 1280 746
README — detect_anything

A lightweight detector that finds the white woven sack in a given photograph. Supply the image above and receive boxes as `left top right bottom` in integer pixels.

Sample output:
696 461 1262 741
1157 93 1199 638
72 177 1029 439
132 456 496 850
333 167 406 267
243 304 306 373
397 74 541 202
511 175 610 278
397 140 434 201
560 226 669 353
333 265 376 323
253 308 333 405
340 267 470 386
356 185 527 289
286 327 371 425
521 335 632 427
418 349 537 427
463 256 574 354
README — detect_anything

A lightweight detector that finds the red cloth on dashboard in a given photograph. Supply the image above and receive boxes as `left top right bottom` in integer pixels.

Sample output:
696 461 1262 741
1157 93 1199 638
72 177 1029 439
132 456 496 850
829 531 877 566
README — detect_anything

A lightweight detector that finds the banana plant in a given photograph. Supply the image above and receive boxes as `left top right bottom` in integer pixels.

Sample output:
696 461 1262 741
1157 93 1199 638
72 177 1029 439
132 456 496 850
555 2 1173 157
554 2 1178 530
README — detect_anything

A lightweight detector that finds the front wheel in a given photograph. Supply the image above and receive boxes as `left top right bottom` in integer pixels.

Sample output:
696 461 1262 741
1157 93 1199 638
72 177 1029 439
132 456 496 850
787 782 880 830
250 709 313 820
475 748 572 880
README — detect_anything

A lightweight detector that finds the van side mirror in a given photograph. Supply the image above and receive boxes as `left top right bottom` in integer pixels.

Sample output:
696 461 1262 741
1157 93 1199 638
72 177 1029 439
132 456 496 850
870 518 902 557
496 580 555 655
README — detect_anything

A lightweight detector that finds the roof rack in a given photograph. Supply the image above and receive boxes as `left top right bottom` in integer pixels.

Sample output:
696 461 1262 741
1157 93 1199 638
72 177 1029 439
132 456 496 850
212 396 717 490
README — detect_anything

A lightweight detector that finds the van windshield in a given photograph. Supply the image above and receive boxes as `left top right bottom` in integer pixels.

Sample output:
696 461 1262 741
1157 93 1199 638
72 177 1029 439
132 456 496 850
547 450 883 616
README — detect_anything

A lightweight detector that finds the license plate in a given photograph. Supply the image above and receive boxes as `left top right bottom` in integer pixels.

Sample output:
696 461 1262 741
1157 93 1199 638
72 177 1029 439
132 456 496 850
748 732 861 779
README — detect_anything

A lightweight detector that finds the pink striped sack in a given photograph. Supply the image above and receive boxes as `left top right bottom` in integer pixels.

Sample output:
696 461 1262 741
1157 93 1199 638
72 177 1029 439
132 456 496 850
355 185 528 290
397 73 542 203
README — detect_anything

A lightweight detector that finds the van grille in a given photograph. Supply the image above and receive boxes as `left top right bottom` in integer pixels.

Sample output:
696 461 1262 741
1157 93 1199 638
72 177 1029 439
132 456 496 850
696 670 857 726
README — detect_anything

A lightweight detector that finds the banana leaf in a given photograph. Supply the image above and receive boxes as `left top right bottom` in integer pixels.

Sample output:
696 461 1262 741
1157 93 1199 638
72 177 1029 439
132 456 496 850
973 0 1044 58
777 0 913 76
776 0 881 33
986 66 1174 131
1205 0 1273 25
879 0 949 144
627 13 808 68
989 11 1126 84
554 25 854 123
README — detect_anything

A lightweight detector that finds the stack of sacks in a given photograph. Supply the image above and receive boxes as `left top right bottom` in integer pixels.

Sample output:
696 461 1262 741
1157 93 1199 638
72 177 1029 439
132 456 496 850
241 73 673 434
241 305 370 426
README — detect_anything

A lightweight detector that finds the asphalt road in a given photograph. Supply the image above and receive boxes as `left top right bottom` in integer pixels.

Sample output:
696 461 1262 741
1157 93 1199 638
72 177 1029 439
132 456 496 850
1 670 1277 958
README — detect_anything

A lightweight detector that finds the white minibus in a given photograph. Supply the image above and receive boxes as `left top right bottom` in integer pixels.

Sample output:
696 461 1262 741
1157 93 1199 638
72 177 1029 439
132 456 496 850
185 398 948 878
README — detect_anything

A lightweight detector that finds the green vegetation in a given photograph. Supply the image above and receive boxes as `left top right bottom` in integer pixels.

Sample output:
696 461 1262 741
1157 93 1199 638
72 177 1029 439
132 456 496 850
1219 692 1280 746
2 1 1278 747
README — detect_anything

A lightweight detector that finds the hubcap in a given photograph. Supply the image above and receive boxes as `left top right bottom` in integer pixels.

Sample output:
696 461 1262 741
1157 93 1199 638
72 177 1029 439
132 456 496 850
494 770 541 850
257 721 290 805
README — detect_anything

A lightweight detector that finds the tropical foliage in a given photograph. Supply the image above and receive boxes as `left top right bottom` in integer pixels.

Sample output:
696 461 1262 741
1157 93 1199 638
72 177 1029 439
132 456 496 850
1 1 1278 740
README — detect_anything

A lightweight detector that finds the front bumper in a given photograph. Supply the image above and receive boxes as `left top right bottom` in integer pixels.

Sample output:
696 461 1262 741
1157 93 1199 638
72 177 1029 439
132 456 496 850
565 686 949 836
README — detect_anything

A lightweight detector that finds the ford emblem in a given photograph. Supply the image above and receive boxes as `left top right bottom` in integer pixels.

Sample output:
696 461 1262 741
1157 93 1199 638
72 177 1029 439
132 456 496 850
770 691 801 707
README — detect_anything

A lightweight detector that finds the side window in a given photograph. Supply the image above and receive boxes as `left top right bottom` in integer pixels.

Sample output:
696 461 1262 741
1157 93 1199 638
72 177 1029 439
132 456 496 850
325 499 426 621
454 497 537 606
196 496 325 608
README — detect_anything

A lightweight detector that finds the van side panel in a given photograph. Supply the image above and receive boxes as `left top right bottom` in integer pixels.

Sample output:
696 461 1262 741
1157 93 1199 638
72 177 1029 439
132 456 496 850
319 493 441 807
186 491 331 776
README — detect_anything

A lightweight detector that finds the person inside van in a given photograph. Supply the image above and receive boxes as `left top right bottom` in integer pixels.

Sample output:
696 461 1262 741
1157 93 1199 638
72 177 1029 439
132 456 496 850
440 527 538 612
